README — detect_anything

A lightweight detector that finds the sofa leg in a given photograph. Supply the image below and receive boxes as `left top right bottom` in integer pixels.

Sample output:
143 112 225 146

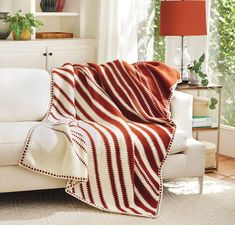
198 176 204 194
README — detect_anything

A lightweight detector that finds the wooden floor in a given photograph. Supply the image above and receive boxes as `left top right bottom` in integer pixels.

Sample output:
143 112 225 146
207 154 235 184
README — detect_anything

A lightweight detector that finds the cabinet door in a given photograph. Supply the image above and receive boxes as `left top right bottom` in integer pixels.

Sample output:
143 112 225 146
47 44 96 71
0 46 47 69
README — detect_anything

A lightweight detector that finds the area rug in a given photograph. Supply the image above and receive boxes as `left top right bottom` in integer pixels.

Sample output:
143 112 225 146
0 176 234 225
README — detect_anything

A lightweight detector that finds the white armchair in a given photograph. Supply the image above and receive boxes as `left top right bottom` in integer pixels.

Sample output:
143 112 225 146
162 91 205 193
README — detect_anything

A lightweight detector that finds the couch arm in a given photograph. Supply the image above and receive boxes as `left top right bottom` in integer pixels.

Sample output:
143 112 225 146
171 90 193 138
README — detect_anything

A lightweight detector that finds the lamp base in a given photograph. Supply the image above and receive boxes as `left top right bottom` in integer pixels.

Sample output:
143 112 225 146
174 36 191 84
181 79 189 84
180 68 189 83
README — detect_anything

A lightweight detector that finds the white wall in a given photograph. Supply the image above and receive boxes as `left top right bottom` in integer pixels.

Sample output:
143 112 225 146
0 0 12 11
80 0 98 38
165 36 207 68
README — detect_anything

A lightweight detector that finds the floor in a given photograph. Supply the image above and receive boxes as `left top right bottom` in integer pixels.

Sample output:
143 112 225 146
207 154 235 184
1 176 235 225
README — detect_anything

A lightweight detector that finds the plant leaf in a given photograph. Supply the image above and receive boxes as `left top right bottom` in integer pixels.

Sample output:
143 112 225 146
6 11 43 38
199 71 206 78
211 97 218 104
201 79 209 86
209 104 216 110
199 53 205 63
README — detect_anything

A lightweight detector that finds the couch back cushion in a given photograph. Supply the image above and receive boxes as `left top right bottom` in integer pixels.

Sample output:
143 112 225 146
0 68 51 122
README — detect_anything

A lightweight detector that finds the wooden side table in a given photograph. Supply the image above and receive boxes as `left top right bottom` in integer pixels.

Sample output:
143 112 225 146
176 83 223 171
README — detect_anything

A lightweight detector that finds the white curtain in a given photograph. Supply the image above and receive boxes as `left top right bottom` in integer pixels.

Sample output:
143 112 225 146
97 0 138 64
137 0 155 61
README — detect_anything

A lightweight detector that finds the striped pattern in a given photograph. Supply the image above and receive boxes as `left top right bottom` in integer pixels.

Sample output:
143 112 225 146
21 60 180 218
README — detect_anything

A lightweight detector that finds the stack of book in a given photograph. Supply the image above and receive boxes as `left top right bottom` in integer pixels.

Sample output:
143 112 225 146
192 116 212 128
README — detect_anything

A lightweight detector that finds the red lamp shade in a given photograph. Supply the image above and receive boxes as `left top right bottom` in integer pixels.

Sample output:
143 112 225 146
160 0 207 36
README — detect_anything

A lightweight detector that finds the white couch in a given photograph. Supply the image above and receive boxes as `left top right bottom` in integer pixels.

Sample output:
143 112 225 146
0 68 205 193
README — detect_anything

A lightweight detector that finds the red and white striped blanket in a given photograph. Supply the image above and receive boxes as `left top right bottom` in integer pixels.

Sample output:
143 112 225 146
20 60 180 218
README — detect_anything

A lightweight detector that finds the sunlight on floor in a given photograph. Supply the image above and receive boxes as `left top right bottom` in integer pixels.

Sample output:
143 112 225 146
164 177 235 195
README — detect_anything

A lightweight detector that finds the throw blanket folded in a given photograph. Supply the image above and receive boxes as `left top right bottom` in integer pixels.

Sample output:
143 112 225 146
19 60 180 218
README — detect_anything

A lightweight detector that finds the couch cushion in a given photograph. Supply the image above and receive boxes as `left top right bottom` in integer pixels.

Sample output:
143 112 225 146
0 68 50 122
170 129 187 155
0 123 187 166
0 122 39 166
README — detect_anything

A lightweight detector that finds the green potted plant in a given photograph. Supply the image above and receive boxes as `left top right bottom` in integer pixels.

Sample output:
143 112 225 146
5 11 43 40
188 53 208 86
188 53 219 110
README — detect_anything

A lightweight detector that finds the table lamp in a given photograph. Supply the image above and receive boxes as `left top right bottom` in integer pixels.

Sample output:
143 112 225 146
160 0 207 83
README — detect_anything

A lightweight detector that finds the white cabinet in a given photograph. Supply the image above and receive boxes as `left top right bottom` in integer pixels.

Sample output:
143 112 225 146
0 39 96 71
47 44 95 71
0 1 97 69
0 46 47 69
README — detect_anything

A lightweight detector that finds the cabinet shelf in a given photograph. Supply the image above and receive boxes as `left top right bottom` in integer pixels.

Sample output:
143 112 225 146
4 0 97 40
193 126 219 132
205 167 217 172
35 12 80 17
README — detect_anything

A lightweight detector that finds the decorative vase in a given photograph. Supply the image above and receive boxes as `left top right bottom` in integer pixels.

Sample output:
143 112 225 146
56 0 66 12
40 0 57 12
189 71 201 85
0 12 10 39
13 29 31 40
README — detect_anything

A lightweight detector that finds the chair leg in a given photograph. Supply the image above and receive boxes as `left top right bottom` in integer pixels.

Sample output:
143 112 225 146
198 176 204 194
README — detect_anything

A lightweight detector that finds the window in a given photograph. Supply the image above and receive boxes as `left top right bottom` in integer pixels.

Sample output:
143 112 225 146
209 0 235 127
137 0 165 62
153 0 165 62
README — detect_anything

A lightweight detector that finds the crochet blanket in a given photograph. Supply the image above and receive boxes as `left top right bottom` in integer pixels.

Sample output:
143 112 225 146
19 60 180 218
